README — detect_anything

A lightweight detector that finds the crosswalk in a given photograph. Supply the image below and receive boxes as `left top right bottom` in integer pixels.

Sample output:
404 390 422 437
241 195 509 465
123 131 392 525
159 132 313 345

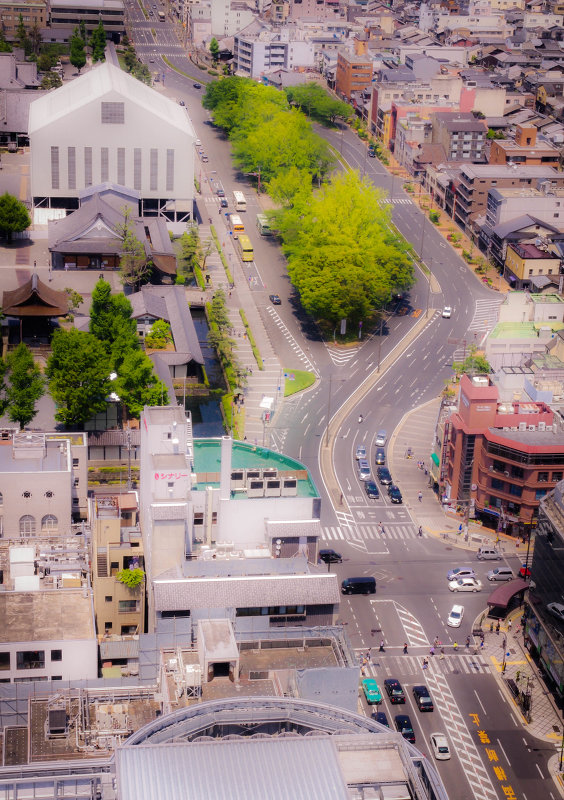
381 197 414 206
452 297 503 362
266 308 319 376
322 523 419 542
356 651 492 677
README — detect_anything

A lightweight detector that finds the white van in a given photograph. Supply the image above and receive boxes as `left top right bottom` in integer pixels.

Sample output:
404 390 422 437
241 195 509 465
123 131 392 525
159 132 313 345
230 214 245 239
477 546 501 561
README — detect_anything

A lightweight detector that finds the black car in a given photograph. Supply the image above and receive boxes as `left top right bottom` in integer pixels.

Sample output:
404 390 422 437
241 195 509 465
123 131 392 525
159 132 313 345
375 448 386 465
376 466 392 485
384 678 405 704
193 82 202 89
368 146 376 158
364 480 379 499
269 294 282 305
179 100 185 106
394 714 415 743
319 548 342 564
412 685 434 712
388 484 403 504
372 710 389 727
220 198 228 208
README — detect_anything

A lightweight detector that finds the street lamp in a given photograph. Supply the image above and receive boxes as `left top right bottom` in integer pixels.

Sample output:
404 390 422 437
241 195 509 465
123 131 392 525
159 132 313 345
244 167 262 193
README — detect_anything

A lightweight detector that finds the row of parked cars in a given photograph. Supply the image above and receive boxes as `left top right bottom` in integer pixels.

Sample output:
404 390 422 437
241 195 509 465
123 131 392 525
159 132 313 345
361 678 450 759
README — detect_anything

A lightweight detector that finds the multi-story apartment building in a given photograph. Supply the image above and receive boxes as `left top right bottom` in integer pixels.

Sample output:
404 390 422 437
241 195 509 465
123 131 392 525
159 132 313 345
489 124 560 168
441 374 564 536
49 0 125 41
188 0 256 46
234 23 315 78
335 50 373 101
432 111 487 162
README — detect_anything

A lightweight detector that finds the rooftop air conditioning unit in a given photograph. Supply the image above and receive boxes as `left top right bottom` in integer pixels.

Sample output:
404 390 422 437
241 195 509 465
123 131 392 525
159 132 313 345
528 425 536 431
538 421 546 431
519 422 527 431
248 479 265 498
282 477 298 497
511 426 518 431
546 425 553 431
503 426 510 431
265 479 281 497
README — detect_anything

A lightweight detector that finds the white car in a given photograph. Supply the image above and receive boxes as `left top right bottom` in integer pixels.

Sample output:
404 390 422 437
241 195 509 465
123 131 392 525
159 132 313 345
448 577 483 593
355 445 367 460
375 430 387 447
447 604 464 627
447 566 476 581
195 138 201 147
442 306 452 318
547 602 564 622
430 732 451 761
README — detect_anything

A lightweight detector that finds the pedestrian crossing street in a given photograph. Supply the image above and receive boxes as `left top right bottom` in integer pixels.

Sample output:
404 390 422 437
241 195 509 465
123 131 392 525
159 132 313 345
322 523 420 543
355 651 492 677
452 297 504 362
381 197 413 206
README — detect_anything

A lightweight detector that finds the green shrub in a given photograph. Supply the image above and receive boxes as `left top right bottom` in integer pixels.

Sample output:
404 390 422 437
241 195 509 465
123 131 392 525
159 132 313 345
429 210 440 224
116 568 145 588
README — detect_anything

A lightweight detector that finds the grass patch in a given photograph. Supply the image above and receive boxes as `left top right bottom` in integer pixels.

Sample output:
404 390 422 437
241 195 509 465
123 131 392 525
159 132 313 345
284 369 316 397
239 309 264 370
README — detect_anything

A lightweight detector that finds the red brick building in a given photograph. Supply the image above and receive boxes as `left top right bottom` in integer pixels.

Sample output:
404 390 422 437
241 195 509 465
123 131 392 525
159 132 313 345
442 375 564 536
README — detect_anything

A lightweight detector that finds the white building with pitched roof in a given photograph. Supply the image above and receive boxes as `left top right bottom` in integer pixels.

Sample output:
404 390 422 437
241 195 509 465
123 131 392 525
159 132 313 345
29 61 195 221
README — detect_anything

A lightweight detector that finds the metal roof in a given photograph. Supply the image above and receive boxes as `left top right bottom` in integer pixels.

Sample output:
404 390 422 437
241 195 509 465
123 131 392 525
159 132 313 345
116 737 349 800
487 578 529 609
100 638 140 659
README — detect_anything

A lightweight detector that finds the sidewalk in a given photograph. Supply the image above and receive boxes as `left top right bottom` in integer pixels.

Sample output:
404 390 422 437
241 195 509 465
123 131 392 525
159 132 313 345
389 396 564 780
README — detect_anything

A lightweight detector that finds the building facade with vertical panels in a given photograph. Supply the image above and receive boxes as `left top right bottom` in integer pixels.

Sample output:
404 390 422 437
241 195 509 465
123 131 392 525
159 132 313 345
0 0 47 40
29 61 195 220
49 0 125 41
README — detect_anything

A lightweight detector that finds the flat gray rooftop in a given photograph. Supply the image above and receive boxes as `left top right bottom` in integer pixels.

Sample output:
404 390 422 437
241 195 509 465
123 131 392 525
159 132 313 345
0 440 69 473
0 589 94 643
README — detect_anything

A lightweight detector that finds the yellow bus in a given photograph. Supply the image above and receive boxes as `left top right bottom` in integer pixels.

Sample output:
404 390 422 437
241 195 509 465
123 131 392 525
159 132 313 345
237 233 254 262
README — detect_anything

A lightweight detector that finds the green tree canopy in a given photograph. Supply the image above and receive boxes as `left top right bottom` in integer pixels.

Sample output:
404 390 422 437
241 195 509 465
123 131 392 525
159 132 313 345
40 72 63 90
90 20 106 62
89 278 139 368
115 350 168 418
0 29 12 52
144 319 172 349
285 83 351 126
273 171 414 326
454 346 491 378
70 28 86 72
0 193 31 241
117 207 150 288
4 343 44 428
29 21 42 56
209 36 219 63
47 329 112 427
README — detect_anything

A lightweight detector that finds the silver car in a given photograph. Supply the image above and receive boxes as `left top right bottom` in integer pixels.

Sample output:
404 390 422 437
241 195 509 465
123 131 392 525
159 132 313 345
376 430 387 447
358 459 371 481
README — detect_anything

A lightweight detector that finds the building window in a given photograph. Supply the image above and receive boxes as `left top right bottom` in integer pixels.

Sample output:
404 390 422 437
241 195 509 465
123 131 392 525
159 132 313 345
101 101 125 124
73 458 79 467
552 472 563 482
134 148 142 191
101 147 109 182
511 465 524 479
491 478 505 491
84 147 92 187
0 492 2 506
41 514 58 531
67 146 76 190
51 146 59 189
45 491 53 499
507 502 520 514
492 460 505 473
105 595 112 602
0 653 10 671
22 490 31 498
117 148 125 185
19 515 35 535
150 149 158 191
535 489 547 500
509 484 522 497
118 600 140 613
538 471 549 482
74 478 79 487
50 650 62 662
16 651 45 670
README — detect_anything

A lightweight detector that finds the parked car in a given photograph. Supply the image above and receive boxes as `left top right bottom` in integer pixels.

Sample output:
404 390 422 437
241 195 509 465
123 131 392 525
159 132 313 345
372 710 389 727
447 567 476 581
448 577 483 593
355 445 367 460
430 732 451 760
388 485 403 504
269 294 281 305
362 678 383 705
394 714 415 743
319 549 342 564
376 430 387 447
376 466 392 485
365 480 379 499
547 602 564 622
442 306 452 318
447 604 464 627
519 564 531 578
412 685 434 712
375 448 386 465
384 678 405 704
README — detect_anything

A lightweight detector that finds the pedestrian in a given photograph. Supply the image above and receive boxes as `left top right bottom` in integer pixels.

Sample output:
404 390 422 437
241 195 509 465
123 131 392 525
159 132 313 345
508 619 512 631
418 526 423 537
33 260 36 268
418 491 423 502
480 640 484 650
422 659 428 670
379 640 385 652
440 648 445 659
490 621 494 633
403 643 408 654
453 641 458 651
366 649 372 662
480 632 485 644
496 620 500 634
429 646 435 656
465 636 470 649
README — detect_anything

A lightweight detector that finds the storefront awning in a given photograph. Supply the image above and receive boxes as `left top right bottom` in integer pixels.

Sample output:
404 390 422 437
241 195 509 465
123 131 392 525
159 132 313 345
431 453 440 467
487 578 529 609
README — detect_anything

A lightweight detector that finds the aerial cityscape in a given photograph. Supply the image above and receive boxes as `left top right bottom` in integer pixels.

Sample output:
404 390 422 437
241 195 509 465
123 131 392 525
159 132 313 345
0 0 563 798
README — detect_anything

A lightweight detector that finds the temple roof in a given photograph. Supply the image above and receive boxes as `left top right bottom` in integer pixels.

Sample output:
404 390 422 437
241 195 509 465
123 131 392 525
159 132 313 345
2 274 69 317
